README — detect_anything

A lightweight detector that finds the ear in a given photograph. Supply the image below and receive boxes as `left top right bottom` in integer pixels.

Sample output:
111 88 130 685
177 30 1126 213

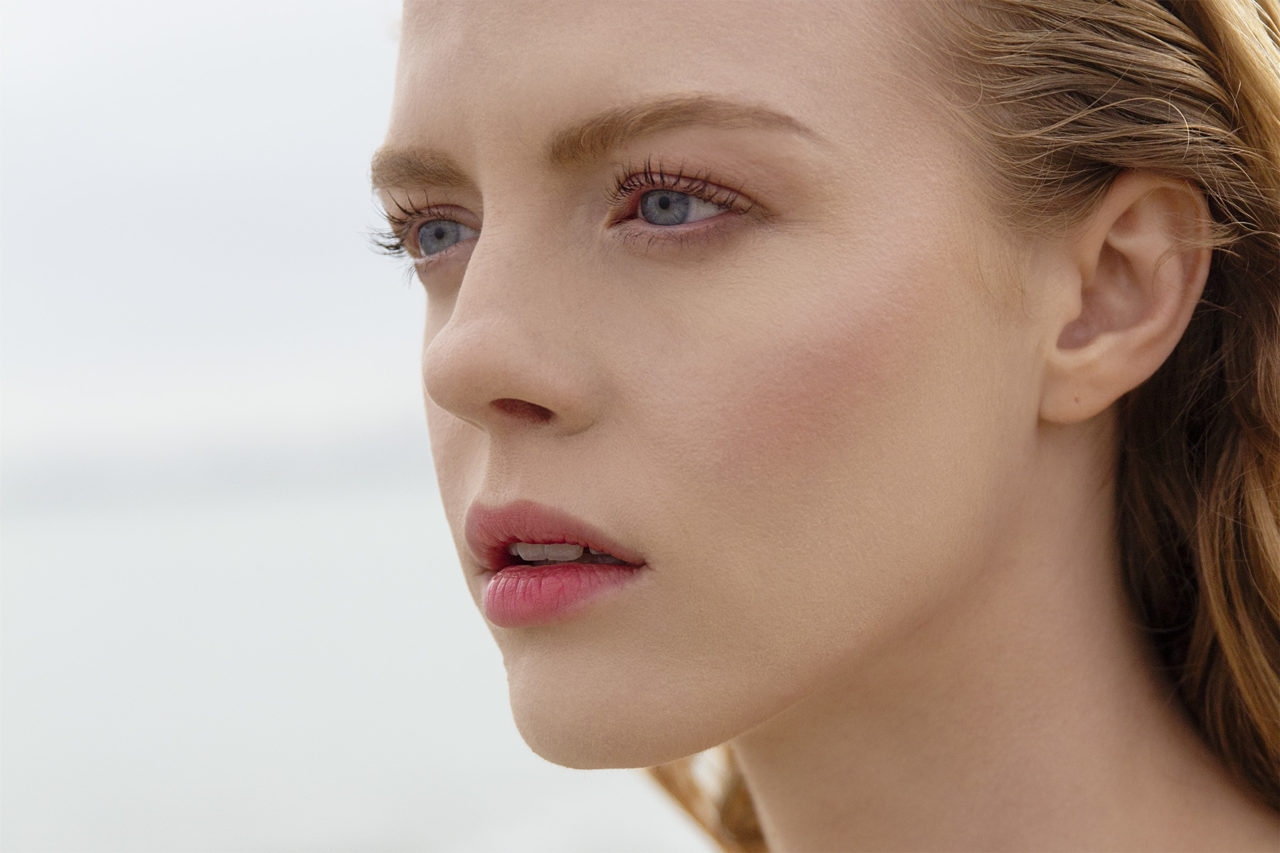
1039 170 1213 424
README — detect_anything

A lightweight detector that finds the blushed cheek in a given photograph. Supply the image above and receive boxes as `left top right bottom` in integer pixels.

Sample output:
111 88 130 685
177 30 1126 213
674 283 936 491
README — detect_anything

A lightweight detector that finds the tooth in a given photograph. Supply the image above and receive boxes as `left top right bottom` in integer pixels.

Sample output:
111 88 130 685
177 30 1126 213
543 544 584 562
589 548 607 555
507 544 521 556
515 542 547 561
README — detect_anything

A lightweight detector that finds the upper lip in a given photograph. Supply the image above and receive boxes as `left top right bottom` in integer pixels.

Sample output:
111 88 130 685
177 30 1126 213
464 500 647 574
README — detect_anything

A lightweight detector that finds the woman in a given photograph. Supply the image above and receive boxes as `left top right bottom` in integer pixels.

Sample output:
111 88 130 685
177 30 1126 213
372 1 1280 849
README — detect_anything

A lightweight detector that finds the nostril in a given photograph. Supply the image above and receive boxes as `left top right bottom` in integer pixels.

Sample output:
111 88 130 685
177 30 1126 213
491 398 555 423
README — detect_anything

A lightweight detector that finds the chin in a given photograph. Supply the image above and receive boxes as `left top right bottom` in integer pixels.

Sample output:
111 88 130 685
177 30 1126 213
505 674 738 770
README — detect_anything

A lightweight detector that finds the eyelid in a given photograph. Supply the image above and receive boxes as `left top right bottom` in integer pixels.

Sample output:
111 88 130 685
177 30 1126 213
606 159 758 223
377 197 479 262
601 160 768 258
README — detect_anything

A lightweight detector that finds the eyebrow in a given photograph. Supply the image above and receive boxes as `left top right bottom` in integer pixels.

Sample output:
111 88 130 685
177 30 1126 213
369 147 470 191
370 94 820 189
546 94 820 167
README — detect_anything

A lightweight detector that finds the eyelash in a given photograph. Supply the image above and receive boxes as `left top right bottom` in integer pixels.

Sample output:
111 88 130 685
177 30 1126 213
373 194 446 261
606 157 754 219
373 158 756 265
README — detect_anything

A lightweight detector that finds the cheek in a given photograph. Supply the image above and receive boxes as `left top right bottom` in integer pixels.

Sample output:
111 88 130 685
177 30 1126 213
625 242 1025 668
651 267 945 495
727 302 914 466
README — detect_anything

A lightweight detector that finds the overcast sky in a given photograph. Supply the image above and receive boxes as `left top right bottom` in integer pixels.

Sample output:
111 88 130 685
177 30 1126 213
4 0 420 468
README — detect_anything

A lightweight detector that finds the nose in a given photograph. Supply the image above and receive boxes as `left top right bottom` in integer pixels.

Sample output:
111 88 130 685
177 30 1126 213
422 244 603 437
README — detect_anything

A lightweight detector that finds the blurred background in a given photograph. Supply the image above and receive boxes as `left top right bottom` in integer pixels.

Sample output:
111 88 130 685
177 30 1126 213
1 2 714 850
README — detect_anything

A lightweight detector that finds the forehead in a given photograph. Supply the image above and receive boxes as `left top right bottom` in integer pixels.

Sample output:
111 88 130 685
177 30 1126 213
387 0 927 157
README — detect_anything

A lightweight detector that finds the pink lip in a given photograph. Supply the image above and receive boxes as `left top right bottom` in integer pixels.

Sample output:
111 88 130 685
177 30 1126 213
465 500 647 628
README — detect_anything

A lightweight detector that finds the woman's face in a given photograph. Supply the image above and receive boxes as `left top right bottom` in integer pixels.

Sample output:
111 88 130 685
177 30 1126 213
380 0 1047 766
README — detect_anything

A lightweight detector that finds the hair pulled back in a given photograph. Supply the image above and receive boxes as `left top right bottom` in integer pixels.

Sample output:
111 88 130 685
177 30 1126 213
648 2 1280 849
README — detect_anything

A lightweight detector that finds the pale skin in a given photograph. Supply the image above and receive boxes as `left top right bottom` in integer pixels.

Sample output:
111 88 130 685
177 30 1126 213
376 1 1280 850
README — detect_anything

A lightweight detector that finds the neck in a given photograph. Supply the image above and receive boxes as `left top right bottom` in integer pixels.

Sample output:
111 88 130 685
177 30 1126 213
728 420 1278 852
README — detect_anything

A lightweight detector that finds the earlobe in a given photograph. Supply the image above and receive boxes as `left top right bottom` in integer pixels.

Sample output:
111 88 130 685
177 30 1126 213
1039 171 1213 424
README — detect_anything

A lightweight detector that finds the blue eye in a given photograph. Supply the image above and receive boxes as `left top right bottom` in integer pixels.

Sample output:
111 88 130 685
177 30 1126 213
416 219 478 257
638 190 728 226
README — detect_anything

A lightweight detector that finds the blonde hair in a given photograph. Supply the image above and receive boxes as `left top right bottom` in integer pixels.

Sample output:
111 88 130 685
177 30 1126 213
647 1 1280 848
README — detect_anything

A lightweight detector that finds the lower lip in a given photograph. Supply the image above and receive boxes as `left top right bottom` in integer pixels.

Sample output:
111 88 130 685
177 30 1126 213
482 562 642 628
